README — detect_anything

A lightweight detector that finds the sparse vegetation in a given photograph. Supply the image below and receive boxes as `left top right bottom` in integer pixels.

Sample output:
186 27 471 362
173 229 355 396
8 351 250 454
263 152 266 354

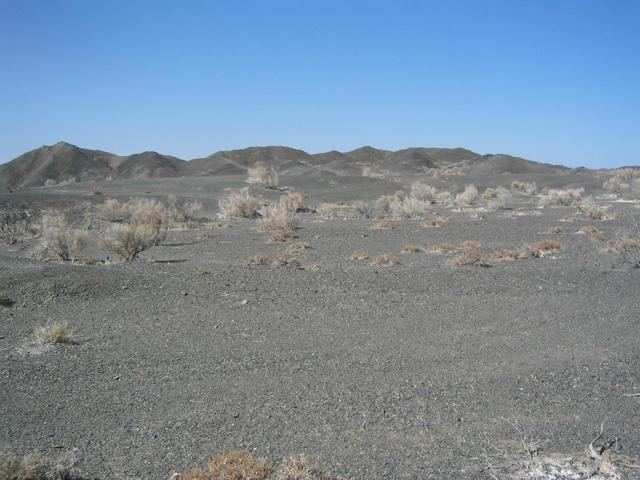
492 248 528 261
259 197 297 230
420 217 449 228
284 241 311 255
401 244 422 254
452 247 487 267
482 186 511 210
97 198 130 223
538 188 585 207
247 254 271 265
247 162 279 188
176 450 274 480
603 167 640 198
350 250 369 260
454 184 479 208
511 180 537 195
35 321 76 345
427 243 458 254
219 188 263 219
369 254 400 267
100 198 168 260
352 201 374 218
267 227 298 243
578 196 609 220
0 454 84 480
272 252 303 268
38 211 87 263
545 226 563 234
530 239 562 257
280 191 311 212
374 219 394 230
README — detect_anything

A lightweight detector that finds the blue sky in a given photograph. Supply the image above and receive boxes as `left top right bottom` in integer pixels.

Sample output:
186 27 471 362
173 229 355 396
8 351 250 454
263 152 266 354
1 0 638 168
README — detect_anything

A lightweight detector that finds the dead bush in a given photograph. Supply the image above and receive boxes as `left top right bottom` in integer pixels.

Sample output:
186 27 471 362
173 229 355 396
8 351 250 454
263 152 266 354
452 247 487 267
178 450 274 480
100 198 167 260
511 180 538 195
374 219 394 230
538 188 585 207
284 241 311 255
427 243 458 254
247 254 271 266
369 254 400 267
577 225 599 235
275 454 331 480
272 252 302 268
492 249 528 261
578 196 609 220
545 226 563 234
603 167 640 198
401 244 422 254
389 196 432 219
35 321 76 345
460 240 480 249
483 186 511 210
38 211 87 263
89 185 102 196
97 198 130 223
376 193 403 213
0 454 85 480
259 198 297 230
454 184 479 208
247 162 279 188
219 189 263 219
350 250 369 260
530 239 562 257
352 201 374 218
267 227 298 243
420 217 449 228
280 192 311 212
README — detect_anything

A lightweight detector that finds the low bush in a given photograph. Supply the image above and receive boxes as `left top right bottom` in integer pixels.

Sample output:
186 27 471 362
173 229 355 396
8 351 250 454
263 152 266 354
38 211 87 263
350 250 370 260
247 162 279 188
492 249 528 261
538 188 585 207
420 217 449 228
374 219 394 230
219 189 262 219
454 184 479 208
35 321 76 345
369 254 400 267
452 247 487 267
483 186 512 210
511 180 538 195
530 239 562 257
401 244 422 254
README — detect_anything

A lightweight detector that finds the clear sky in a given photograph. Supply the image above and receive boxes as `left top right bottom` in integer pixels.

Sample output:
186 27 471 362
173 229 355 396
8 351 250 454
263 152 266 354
1 0 638 168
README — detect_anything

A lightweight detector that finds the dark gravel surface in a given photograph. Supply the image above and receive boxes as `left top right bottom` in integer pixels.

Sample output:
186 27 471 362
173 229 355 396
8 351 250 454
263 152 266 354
1 180 639 479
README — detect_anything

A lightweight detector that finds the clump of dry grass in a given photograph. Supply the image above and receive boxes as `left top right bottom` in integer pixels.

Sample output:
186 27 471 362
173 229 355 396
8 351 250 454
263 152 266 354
0 454 84 480
247 254 271 266
369 254 400 267
452 247 487 267
578 196 609 220
492 249 528 261
530 239 562 257
100 198 168 261
350 250 369 260
352 201 374 218
409 182 451 204
590 231 605 241
576 225 599 235
96 198 130 222
460 240 480 249
267 227 298 243
559 213 577 223
284 241 311 255
511 180 538 195
538 188 585 207
167 194 206 223
219 189 263 219
420 217 449 228
247 162 279 188
196 266 210 274
177 450 274 480
89 185 102 196
280 192 311 212
389 197 432 219
38 211 87 263
376 193 403 213
401 244 422 254
35 321 76 345
0 292 11 306
455 184 479 208
545 226 563 234
275 454 331 480
374 219 394 230
259 198 297 231
483 186 512 210
272 252 303 268
427 243 458 254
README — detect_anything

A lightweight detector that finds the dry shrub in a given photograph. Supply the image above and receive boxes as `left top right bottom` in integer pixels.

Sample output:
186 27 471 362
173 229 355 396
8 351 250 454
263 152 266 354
530 239 562 257
420 217 449 228
272 252 302 268
454 184 479 208
247 162 279 188
603 167 640 198
178 450 274 480
545 226 563 234
259 198 297 230
376 193 403 213
247 254 271 266
483 186 512 210
100 198 167 260
389 196 432 219
374 219 394 230
275 454 331 480
350 250 369 260
452 247 487 267
578 196 609 220
539 188 585 207
38 211 86 263
427 243 458 254
280 192 311 212
267 227 298 243
97 198 130 222
35 321 76 345
460 240 480 249
352 201 374 218
591 231 605 241
284 241 311 255
511 180 538 195
577 225 599 235
369 254 400 267
492 249 528 261
197 266 210 274
184 201 204 221
89 185 102 196
219 189 263 219
0 454 84 480
401 244 422 254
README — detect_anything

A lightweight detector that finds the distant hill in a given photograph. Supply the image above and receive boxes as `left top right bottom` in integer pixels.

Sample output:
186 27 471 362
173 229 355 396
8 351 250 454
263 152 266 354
0 141 572 190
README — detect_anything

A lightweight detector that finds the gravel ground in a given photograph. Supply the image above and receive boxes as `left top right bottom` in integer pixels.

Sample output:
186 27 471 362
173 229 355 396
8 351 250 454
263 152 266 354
1 179 639 479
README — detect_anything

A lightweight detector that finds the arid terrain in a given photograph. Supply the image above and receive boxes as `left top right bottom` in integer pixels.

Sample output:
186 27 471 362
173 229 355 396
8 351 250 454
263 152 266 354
1 143 639 479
